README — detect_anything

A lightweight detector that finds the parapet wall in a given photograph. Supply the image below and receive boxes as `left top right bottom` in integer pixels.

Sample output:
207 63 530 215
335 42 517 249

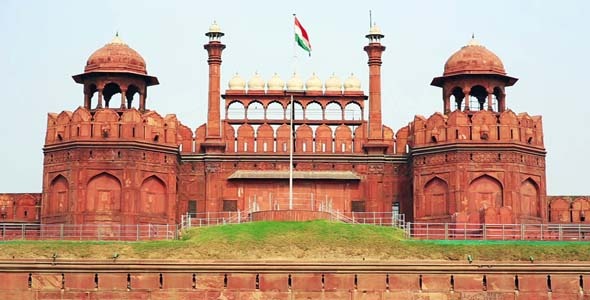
408 109 544 148
0 261 587 299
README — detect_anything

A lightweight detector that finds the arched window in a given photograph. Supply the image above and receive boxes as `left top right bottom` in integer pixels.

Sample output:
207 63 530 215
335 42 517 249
450 87 464 110
325 102 342 120
246 101 264 119
286 102 304 120
305 102 323 120
468 85 488 111
126 84 141 109
266 101 284 119
227 101 245 119
102 82 122 108
344 102 362 120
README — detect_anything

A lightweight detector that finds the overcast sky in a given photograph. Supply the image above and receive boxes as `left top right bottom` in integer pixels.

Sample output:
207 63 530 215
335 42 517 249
1 0 588 195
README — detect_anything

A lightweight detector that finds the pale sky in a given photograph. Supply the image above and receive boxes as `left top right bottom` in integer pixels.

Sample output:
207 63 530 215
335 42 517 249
0 0 588 195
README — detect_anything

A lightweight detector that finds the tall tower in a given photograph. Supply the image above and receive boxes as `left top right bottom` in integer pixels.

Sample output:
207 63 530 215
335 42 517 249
202 21 226 153
363 24 388 154
408 37 546 225
43 34 180 227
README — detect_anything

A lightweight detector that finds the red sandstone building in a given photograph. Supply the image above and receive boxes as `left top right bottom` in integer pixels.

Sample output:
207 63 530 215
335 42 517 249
2 23 587 227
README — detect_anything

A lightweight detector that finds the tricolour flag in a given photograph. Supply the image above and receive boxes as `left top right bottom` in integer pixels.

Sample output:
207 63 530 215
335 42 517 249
294 16 311 56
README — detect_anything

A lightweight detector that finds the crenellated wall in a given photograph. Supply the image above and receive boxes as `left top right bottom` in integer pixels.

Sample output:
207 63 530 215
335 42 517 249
408 109 544 148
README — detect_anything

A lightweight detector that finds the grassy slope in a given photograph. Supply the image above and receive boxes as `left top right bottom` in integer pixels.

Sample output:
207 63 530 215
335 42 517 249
0 220 589 261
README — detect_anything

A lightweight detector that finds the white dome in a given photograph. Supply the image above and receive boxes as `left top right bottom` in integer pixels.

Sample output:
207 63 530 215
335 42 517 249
286 73 304 91
209 21 222 33
247 72 265 90
325 73 342 92
369 24 382 36
228 73 246 90
344 73 361 91
305 73 322 91
267 73 284 91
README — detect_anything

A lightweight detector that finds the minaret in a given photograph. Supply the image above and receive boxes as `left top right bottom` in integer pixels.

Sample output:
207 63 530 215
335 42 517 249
363 24 388 154
202 21 227 153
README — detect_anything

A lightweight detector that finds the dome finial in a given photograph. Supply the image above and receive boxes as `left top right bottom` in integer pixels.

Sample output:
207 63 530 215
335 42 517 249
110 31 125 45
472 32 475 39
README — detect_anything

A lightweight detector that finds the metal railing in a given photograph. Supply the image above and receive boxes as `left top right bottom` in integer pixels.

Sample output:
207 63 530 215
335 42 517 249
182 211 252 228
330 211 406 229
0 223 178 241
407 222 590 241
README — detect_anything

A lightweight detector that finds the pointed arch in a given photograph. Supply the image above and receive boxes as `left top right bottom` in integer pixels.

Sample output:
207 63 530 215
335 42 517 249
86 172 121 213
246 101 264 119
325 102 342 120
102 82 122 108
48 175 69 214
227 101 245 119
140 175 167 215
305 101 323 120
467 175 503 214
344 102 362 120
315 124 333 153
256 123 275 152
237 124 255 152
334 125 353 153
276 124 291 153
423 177 449 217
295 124 313 153
520 178 540 217
572 198 590 223
266 101 284 120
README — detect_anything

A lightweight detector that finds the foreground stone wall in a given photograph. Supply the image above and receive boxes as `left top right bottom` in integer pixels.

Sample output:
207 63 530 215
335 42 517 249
0 268 587 299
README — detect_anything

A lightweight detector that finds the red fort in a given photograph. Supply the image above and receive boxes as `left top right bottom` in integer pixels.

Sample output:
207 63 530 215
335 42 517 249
1 23 587 228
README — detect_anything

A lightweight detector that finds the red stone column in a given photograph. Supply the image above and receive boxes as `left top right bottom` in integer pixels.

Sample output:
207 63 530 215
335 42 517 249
120 88 127 109
204 40 225 140
364 42 386 141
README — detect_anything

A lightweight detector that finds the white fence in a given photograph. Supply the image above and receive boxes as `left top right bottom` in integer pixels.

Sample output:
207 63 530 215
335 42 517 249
0 223 178 241
407 222 590 241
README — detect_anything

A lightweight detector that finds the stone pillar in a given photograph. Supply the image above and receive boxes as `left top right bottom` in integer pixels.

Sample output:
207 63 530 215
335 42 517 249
139 92 146 112
443 94 451 114
120 88 127 109
463 88 470 111
84 92 90 109
97 88 104 109
499 92 506 112
487 91 494 111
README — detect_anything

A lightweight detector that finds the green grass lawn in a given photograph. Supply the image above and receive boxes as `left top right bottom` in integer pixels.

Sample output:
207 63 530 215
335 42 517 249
0 220 589 261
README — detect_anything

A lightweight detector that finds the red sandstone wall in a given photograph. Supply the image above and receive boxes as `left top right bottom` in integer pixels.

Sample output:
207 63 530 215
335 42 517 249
548 196 590 223
0 193 41 222
0 271 585 299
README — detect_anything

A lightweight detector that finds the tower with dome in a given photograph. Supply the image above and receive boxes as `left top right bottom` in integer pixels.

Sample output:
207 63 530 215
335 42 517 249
33 22 554 228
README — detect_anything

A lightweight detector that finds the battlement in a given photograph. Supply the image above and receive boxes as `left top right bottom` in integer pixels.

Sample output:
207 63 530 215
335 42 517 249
407 109 544 149
45 107 187 149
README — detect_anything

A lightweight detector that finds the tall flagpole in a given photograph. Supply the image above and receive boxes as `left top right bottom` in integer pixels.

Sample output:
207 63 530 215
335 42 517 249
289 13 297 210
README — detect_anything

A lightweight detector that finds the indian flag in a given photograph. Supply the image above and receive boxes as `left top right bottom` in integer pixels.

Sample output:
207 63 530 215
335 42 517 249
294 16 311 56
